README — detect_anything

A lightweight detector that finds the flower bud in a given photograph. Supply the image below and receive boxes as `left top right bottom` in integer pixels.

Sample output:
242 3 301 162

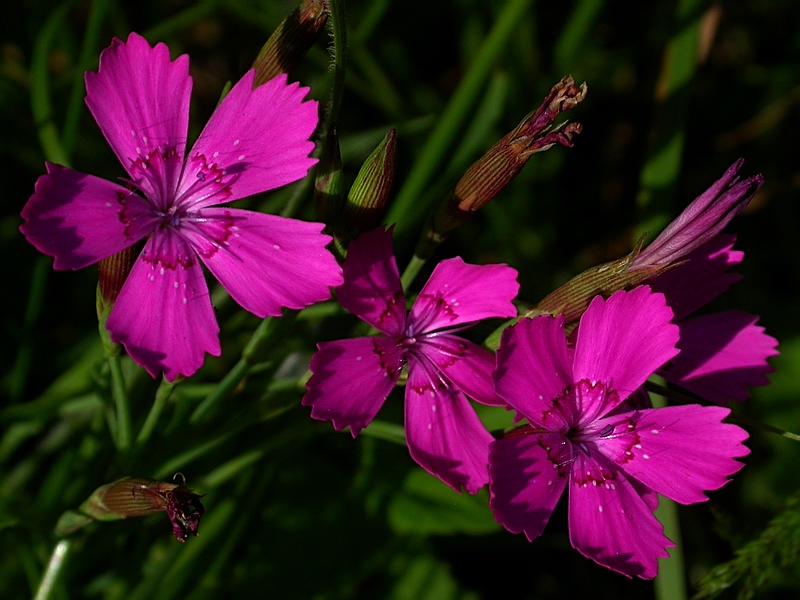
79 476 205 542
417 76 586 259
525 160 764 327
630 159 764 270
252 0 329 86
333 129 396 249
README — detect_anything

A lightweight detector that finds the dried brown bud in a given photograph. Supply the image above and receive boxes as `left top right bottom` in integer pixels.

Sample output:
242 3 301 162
79 476 205 542
417 77 587 259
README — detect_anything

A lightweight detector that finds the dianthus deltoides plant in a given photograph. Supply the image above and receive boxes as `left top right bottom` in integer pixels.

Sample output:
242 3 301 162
12 1 796 598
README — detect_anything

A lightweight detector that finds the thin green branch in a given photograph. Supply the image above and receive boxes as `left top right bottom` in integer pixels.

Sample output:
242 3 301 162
386 0 532 236
33 539 72 600
136 378 177 446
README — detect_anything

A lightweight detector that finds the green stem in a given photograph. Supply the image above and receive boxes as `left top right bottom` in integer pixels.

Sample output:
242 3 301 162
386 0 532 236
31 4 71 166
108 354 131 451
9 256 49 403
400 254 426 292
33 539 72 600
63 0 111 153
650 390 687 600
326 0 348 124
136 378 177 445
654 498 687 600
190 358 250 424
190 313 296 423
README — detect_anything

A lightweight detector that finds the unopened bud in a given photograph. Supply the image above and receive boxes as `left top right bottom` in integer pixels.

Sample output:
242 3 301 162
252 0 329 86
417 76 586 259
333 129 396 250
79 476 205 542
630 159 763 270
523 161 764 329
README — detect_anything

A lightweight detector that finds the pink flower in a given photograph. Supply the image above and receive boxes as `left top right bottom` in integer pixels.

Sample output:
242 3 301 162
20 33 342 380
303 227 519 493
648 235 778 404
489 287 749 579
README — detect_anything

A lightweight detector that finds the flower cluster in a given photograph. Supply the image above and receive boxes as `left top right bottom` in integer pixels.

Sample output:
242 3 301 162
20 32 777 579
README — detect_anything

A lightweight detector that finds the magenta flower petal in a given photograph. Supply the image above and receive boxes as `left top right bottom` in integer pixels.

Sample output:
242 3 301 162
488 433 569 540
493 316 572 426
85 33 191 184
408 258 518 333
185 72 318 205
107 233 220 380
405 361 495 494
20 164 154 270
335 227 406 335
303 336 403 436
593 405 749 504
573 287 679 406
568 452 673 580
428 336 505 406
188 208 342 317
664 311 779 404
648 234 744 320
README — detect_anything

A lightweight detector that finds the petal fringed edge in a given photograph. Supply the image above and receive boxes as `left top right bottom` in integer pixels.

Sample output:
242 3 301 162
20 164 154 270
493 316 572 428
663 311 778 404
189 208 341 317
185 71 318 205
568 452 673 580
488 433 568 541
573 287 679 405
85 32 191 182
405 361 494 494
106 232 220 381
426 336 505 406
593 405 749 504
303 336 402 436
336 227 406 335
409 258 519 333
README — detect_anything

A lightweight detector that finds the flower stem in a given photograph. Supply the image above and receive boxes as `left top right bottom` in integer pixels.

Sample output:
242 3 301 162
190 313 297 423
650 387 687 600
190 358 250 424
108 353 131 451
326 0 348 124
654 498 688 600
136 378 177 446
33 539 71 600
400 254 426 292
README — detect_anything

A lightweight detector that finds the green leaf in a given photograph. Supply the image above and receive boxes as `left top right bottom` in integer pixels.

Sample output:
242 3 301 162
387 470 500 536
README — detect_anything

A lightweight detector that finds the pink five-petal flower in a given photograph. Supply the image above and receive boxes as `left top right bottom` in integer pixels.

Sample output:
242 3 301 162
647 235 779 404
20 33 342 380
489 286 749 579
303 227 519 494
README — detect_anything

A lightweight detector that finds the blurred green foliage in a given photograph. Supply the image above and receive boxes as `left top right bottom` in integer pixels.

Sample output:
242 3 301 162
2 0 800 598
